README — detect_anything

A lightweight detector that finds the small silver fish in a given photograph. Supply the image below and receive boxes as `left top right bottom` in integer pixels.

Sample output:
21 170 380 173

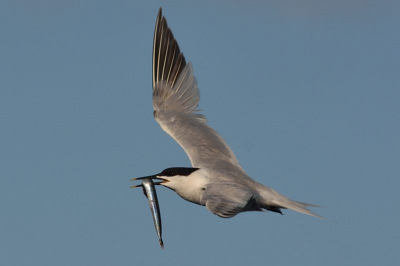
132 178 164 249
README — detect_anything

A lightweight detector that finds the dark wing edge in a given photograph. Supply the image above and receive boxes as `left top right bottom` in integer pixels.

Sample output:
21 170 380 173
152 8 187 90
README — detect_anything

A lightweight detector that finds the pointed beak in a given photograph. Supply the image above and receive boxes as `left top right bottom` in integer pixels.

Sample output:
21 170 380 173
129 175 158 182
129 174 169 188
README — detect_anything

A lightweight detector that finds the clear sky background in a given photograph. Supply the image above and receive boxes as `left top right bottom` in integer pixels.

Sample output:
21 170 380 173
1 1 399 265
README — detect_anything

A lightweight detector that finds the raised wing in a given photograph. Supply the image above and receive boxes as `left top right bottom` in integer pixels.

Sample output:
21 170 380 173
152 8 247 175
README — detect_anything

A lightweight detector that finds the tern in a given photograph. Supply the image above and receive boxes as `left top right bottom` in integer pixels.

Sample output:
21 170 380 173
132 8 321 219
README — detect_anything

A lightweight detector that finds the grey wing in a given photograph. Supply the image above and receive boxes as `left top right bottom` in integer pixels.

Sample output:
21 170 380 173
152 8 248 176
201 183 261 218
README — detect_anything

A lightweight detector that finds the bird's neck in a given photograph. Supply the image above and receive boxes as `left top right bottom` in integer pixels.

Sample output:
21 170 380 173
164 168 209 205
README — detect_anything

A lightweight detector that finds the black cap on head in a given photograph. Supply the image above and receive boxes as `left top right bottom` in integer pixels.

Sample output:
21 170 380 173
160 167 199 177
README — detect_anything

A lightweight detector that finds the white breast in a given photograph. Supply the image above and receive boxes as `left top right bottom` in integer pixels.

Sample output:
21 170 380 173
167 169 210 205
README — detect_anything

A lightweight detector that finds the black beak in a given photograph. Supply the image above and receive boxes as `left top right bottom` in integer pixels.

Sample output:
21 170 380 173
129 175 158 181
129 174 168 188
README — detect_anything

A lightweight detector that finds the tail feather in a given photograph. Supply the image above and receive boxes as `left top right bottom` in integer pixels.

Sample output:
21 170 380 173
271 199 324 219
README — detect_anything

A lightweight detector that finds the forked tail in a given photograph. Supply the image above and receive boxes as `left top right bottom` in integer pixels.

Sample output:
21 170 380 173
271 198 323 218
257 184 323 218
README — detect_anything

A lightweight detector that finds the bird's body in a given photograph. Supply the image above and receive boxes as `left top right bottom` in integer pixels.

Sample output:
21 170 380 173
151 167 319 218
132 8 321 219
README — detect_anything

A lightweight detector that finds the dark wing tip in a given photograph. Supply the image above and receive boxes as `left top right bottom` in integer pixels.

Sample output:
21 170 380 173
152 8 187 89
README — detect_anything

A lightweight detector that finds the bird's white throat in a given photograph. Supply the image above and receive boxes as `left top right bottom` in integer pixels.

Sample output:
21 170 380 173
162 168 209 205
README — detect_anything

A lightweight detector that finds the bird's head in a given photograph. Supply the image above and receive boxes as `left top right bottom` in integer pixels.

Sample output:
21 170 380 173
130 167 200 190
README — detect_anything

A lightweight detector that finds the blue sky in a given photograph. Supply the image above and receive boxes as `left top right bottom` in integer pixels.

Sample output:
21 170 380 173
1 1 399 265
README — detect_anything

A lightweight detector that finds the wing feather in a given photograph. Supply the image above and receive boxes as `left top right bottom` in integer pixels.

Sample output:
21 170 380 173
152 8 247 175
202 183 261 218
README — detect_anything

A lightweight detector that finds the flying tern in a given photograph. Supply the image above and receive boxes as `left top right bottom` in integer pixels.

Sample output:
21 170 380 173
132 8 321 219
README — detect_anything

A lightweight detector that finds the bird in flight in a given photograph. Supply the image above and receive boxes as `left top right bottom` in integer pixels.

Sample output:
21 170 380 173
132 8 321 219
